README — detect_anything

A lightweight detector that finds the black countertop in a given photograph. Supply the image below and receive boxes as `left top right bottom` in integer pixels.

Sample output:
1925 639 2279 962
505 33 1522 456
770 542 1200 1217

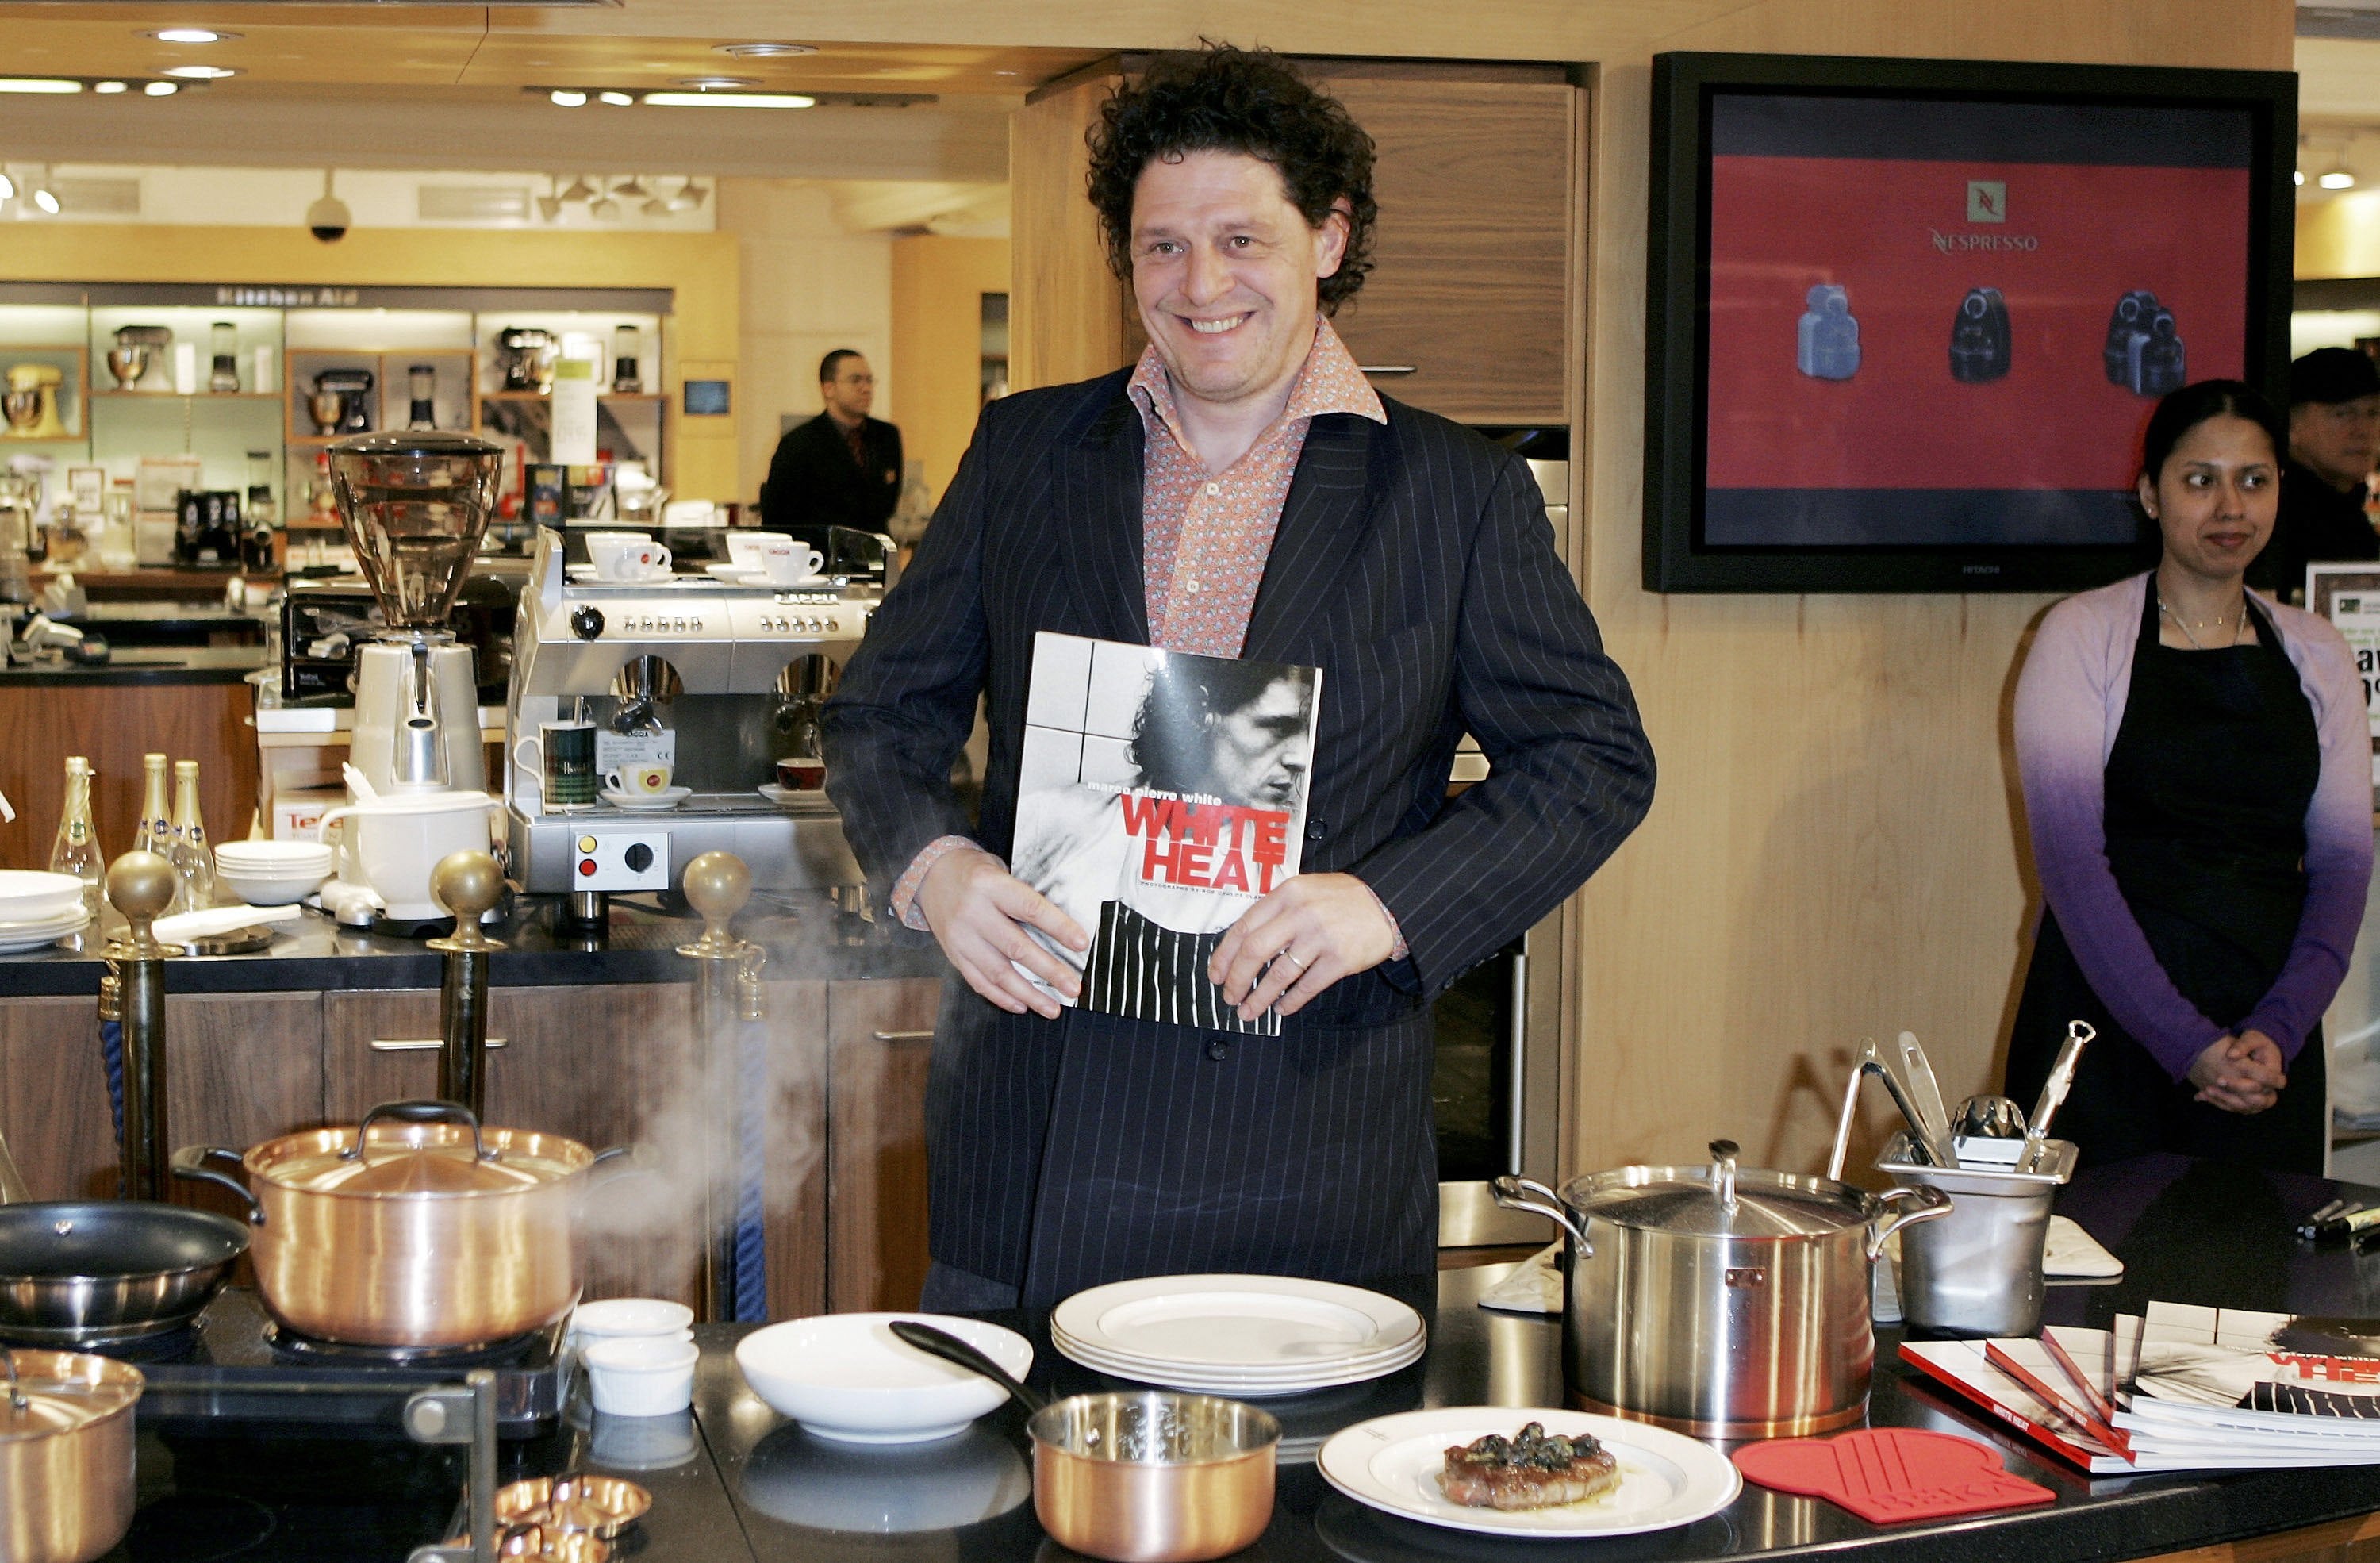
0 892 946 997
94 1157 2380 1563
0 643 267 685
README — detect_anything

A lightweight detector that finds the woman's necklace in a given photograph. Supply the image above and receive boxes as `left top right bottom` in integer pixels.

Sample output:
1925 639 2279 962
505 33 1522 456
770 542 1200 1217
2158 592 2248 650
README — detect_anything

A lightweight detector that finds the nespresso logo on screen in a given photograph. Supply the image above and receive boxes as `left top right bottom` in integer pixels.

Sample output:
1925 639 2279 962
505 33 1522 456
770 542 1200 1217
1929 229 2040 254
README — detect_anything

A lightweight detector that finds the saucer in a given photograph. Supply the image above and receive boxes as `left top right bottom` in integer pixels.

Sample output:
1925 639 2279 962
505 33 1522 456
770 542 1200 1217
706 563 763 582
569 563 674 584
757 782 830 807
602 785 691 811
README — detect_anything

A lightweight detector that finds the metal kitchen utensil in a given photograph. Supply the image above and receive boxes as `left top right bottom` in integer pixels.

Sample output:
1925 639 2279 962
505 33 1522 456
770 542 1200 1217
1897 1031 1952 1146
2020 1021 2095 1171
1826 1037 1956 1177
893 1320 1278 1563
493 1474 651 1542
1953 1096 2027 1141
1493 1146 1952 1438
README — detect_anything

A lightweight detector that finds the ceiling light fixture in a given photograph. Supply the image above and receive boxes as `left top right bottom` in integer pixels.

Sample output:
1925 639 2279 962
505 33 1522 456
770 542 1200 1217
31 168 59 216
306 168 351 242
2321 166 2356 190
598 90 634 106
160 64 237 80
144 82 177 97
0 79 83 94
148 28 238 44
716 42 816 57
0 171 13 202
643 91 815 109
94 81 127 94
674 75 758 90
550 88 587 106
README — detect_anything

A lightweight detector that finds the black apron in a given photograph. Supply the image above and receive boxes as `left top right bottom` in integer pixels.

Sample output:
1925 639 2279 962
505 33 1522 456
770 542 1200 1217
2008 586 2328 1173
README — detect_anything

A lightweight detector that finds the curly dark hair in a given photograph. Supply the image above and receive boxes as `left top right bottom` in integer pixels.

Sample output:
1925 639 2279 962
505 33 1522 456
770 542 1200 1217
1085 44 1377 314
1127 656 1314 797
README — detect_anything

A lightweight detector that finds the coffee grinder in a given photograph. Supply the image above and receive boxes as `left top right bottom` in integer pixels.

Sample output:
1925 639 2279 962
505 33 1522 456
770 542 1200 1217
326 431 505 801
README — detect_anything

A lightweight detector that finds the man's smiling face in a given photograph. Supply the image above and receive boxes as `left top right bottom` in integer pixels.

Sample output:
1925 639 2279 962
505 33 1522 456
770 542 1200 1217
1128 148 1348 418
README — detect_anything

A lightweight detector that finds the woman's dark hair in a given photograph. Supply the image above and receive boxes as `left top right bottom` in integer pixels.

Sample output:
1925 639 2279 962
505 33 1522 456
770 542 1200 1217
1085 44 1377 314
2139 379 2287 484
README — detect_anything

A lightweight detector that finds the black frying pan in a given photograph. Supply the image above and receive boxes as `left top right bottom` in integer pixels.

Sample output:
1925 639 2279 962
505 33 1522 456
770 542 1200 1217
0 1200 248 1344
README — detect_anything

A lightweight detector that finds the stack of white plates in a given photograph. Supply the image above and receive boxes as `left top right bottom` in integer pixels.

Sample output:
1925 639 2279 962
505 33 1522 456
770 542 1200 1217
1050 1274 1426 1397
0 872 90 952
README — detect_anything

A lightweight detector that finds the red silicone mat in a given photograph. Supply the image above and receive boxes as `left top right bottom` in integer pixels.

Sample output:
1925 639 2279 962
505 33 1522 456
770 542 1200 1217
1733 1427 2056 1525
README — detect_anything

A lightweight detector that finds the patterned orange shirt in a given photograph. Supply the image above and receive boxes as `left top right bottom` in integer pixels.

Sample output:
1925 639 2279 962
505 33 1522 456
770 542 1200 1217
1129 315 1384 655
894 317 1399 958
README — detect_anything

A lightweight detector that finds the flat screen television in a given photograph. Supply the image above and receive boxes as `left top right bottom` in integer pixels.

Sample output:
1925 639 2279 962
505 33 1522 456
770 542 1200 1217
1644 52 2296 593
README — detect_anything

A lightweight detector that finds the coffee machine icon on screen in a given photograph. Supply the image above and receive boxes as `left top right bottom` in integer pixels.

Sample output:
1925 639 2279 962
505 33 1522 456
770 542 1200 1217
1795 284 1861 380
2104 290 2186 397
1949 287 2012 383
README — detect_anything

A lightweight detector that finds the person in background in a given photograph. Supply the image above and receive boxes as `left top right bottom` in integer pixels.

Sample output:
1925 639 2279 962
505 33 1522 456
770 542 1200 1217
2009 380 2371 1173
758 349 903 549
2245 346 2380 604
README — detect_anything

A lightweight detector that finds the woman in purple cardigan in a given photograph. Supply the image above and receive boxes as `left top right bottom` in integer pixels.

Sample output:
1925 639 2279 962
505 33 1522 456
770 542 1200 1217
2010 381 2372 1173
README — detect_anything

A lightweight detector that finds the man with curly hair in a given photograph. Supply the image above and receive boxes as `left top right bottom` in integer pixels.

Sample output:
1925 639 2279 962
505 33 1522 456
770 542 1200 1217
824 44 1654 1308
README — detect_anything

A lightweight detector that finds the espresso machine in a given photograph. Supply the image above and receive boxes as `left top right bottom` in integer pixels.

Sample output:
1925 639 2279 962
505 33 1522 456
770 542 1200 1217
328 431 505 799
503 524 891 923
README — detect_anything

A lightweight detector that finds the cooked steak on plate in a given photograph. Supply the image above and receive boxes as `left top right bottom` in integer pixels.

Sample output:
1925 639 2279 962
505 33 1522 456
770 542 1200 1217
1438 1421 1622 1511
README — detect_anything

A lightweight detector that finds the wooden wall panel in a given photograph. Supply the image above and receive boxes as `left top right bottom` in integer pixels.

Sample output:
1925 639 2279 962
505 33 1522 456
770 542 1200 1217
826 978 939 1315
0 680 260 874
1012 67 1130 392
0 995 117 1201
890 234 1014 505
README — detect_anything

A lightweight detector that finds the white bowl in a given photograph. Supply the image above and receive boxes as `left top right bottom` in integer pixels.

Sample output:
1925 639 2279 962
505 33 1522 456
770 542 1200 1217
215 840 333 868
214 866 333 907
0 870 90 923
734 1312 1032 1445
586 1334 699 1418
574 1298 695 1341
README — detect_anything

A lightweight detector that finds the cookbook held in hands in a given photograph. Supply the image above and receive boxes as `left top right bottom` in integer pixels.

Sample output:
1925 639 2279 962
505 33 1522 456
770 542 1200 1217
1010 632 1322 1035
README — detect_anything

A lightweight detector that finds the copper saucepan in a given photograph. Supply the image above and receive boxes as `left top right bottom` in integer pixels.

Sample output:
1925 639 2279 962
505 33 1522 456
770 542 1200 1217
172 1100 593 1349
0 1348 144 1563
888 1321 1276 1563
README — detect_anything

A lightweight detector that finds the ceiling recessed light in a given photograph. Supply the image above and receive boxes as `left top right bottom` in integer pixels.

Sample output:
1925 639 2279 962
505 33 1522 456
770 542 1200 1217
148 28 238 44
674 75 758 90
716 42 816 58
144 81 178 96
643 90 814 109
550 88 587 106
2297 169 2308 186
0 79 83 94
94 80 127 94
160 64 237 80
598 90 634 107
0 172 13 201
2321 168 2356 190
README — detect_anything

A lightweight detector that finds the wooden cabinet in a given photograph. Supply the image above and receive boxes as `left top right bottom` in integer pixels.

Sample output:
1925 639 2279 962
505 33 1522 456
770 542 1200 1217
1015 59 1582 426
824 978 939 1314
0 995 117 1200
1312 69 1580 426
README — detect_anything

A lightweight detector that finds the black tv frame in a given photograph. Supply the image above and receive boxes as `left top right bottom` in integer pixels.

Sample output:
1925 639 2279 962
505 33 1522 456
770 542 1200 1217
1644 52 2297 593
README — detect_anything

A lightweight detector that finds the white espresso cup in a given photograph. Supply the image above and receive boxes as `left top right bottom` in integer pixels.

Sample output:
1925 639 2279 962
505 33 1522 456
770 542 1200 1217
605 760 674 797
724 531 770 571
755 536 825 585
585 531 671 581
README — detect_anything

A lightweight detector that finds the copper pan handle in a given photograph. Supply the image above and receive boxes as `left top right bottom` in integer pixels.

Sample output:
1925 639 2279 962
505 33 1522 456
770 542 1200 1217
171 1144 263 1224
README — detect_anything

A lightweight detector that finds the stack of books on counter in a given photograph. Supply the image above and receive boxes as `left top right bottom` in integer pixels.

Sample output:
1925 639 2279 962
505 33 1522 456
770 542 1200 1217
1902 1303 2380 1472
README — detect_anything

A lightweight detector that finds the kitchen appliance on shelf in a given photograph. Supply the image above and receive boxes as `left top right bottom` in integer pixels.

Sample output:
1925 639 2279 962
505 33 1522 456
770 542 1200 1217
2 363 67 440
325 428 504 826
309 367 375 436
109 325 171 391
496 327 555 393
502 522 894 925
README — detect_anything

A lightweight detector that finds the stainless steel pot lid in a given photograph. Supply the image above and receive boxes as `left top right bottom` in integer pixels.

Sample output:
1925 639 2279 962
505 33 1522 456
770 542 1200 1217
0 1350 142 1442
1561 1140 1872 1240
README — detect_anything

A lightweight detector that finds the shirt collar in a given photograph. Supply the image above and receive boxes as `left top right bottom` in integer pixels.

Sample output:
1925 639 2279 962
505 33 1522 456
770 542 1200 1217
1127 314 1387 462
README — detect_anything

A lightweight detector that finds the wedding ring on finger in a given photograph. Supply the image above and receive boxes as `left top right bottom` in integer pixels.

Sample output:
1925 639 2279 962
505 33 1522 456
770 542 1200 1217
1280 947 1309 972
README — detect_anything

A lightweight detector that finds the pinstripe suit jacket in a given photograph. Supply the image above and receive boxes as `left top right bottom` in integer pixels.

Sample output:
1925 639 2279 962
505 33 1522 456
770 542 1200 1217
821 367 1654 1304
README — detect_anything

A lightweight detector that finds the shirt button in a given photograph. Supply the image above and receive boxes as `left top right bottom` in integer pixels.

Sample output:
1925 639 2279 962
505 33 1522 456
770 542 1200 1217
1185 579 1201 593
1207 1039 1230 1061
1204 482 1220 496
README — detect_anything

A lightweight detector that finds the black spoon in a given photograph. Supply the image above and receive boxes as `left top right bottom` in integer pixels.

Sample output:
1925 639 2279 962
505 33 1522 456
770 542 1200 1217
889 1319 1047 1415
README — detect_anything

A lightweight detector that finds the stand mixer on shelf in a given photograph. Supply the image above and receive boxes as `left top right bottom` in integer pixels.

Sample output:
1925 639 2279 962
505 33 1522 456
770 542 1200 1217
317 430 506 937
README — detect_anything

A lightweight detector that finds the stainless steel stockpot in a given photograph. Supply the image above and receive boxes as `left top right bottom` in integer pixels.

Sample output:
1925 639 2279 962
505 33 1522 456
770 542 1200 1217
1493 1139 1950 1438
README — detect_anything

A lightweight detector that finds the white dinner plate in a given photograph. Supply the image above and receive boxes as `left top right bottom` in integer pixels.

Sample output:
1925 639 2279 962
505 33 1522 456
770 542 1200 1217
0 912 89 954
0 905 95 935
601 785 691 811
1052 1322 1424 1381
1051 1275 1424 1375
1317 1407 1740 1538
1053 1337 1425 1396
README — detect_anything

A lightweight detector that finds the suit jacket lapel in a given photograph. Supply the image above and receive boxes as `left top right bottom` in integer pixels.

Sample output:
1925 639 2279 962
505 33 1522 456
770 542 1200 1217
1243 412 1379 662
1057 390 1150 646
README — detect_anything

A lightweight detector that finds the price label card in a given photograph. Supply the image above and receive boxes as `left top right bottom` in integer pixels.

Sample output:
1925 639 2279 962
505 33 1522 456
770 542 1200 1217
595 728 677 771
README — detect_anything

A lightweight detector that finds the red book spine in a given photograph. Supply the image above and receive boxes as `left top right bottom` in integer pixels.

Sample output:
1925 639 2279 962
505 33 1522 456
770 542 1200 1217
1897 1342 2122 1473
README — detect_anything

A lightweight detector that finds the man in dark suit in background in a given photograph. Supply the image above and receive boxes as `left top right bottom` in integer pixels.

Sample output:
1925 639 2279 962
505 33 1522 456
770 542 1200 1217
823 45 1655 1310
759 349 903 547
2248 346 2380 604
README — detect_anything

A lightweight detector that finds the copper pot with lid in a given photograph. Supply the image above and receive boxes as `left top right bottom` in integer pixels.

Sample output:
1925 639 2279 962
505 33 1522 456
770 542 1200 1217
1494 1139 1952 1438
173 1100 593 1349
0 1349 143 1563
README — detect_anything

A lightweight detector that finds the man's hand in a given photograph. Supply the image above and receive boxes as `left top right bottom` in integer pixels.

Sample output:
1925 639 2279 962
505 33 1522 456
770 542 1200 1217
1208 873 1397 1023
2188 1030 2287 1115
915 847 1086 1019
